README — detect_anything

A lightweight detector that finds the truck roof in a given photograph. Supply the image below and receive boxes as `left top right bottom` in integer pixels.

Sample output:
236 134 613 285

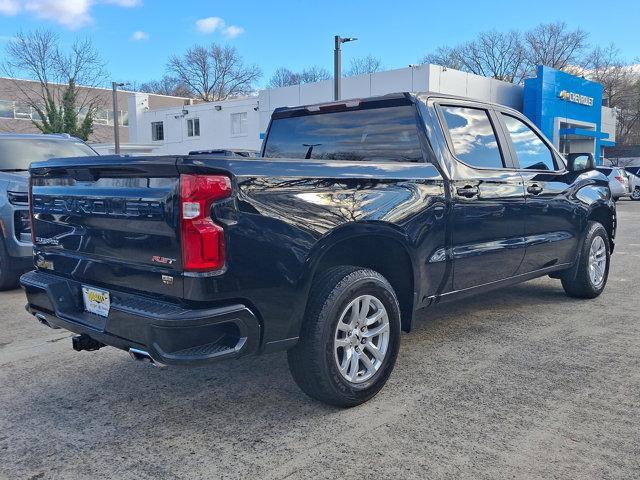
271 91 518 119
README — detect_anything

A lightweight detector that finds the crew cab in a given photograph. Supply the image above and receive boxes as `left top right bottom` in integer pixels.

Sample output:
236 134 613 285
21 93 616 406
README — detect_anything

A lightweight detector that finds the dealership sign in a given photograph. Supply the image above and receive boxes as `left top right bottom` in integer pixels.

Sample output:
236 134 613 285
559 90 594 107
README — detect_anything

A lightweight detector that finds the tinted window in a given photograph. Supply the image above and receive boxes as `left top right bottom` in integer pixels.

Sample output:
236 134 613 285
264 106 422 162
440 106 503 169
0 138 96 171
502 114 556 171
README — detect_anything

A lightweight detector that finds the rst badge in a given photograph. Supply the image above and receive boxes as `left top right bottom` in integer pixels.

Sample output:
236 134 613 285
151 255 177 266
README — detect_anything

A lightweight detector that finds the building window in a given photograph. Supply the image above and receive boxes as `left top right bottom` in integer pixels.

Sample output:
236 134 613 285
13 103 33 120
152 121 164 141
231 112 248 136
0 100 13 119
187 118 200 137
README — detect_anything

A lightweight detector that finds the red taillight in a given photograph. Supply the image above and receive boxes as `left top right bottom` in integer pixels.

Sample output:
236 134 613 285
615 176 625 184
180 174 232 272
28 176 35 244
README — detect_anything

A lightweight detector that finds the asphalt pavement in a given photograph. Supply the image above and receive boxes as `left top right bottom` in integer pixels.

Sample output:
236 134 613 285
1 200 639 479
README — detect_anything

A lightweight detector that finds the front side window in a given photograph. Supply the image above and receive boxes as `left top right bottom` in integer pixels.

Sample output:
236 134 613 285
231 112 248 136
501 114 556 171
187 118 200 137
440 106 504 169
263 105 422 162
152 121 164 141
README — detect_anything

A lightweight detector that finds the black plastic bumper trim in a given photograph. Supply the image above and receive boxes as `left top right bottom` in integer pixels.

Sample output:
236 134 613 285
21 270 261 365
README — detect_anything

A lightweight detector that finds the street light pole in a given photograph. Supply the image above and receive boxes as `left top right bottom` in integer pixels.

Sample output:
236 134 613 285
334 36 357 101
111 82 128 154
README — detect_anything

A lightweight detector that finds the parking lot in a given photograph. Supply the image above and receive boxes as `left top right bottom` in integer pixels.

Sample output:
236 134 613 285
0 200 638 479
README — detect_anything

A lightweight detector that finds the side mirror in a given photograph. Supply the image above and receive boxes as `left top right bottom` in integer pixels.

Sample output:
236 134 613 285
567 153 595 172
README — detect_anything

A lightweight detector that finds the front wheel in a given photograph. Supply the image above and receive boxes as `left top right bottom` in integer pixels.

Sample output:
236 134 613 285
561 222 610 299
288 266 401 407
631 187 640 201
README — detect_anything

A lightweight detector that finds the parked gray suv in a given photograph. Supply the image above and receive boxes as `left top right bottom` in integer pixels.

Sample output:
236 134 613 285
0 133 97 289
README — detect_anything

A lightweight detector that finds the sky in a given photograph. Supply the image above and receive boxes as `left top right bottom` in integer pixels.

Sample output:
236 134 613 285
0 0 639 89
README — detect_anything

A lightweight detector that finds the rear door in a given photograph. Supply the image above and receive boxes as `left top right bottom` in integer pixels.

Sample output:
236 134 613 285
437 103 526 291
30 156 183 297
496 111 580 273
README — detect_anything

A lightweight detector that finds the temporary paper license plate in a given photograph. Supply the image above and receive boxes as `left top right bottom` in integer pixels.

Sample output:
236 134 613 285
82 286 111 317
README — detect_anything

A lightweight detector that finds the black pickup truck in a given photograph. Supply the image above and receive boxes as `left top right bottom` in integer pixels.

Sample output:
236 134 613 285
22 93 616 406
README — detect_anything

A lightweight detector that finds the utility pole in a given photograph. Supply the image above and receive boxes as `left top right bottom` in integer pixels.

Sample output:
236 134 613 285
334 36 357 101
111 82 128 154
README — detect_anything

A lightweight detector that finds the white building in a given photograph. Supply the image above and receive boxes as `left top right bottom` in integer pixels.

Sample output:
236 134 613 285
128 64 616 158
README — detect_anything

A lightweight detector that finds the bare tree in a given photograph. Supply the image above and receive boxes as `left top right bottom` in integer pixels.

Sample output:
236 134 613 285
268 68 298 88
422 46 466 71
345 55 384 76
421 22 589 83
298 66 331 84
167 44 261 101
524 22 589 72
583 45 634 106
267 66 331 88
2 29 108 140
578 45 640 145
137 75 192 98
421 30 526 83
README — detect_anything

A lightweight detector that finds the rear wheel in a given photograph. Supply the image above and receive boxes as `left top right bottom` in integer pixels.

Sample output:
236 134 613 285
561 222 610 299
288 266 401 407
631 187 640 201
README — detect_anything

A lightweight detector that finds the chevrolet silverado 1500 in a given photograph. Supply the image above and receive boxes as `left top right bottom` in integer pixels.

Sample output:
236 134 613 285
22 93 616 406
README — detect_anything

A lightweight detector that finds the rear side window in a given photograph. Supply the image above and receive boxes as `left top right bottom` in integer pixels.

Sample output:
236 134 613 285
501 114 557 171
263 105 422 162
440 106 504 169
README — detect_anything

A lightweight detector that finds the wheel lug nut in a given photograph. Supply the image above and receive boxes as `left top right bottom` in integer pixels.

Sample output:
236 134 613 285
361 339 366 344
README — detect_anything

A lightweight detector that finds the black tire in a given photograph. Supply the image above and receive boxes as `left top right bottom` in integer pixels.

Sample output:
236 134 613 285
288 266 401 407
0 240 19 291
561 221 610 299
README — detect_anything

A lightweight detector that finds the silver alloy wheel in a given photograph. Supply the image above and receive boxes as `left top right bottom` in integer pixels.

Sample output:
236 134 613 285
632 188 640 200
588 235 607 288
333 294 390 384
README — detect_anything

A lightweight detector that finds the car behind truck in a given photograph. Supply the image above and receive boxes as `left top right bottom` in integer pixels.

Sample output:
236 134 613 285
22 93 616 406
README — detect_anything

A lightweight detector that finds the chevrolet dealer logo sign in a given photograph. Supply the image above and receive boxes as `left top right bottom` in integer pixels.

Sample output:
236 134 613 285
559 90 594 106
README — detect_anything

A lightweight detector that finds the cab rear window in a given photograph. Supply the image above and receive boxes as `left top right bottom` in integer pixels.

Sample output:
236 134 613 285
263 106 422 162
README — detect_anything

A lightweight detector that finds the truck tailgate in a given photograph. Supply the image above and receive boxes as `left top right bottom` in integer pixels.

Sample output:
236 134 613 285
30 156 183 298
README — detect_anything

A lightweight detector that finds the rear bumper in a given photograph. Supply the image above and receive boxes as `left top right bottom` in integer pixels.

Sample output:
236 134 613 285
20 270 261 365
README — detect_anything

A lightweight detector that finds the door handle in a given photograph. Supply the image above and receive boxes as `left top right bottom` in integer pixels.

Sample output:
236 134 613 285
456 185 479 198
527 184 544 195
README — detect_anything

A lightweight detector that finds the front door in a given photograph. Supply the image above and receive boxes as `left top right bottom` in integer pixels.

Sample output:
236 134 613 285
497 112 580 273
438 104 526 291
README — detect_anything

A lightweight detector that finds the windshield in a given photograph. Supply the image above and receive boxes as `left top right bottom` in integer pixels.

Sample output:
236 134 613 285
0 137 97 171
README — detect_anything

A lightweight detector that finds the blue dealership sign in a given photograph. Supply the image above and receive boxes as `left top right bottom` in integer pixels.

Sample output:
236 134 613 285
524 65 612 162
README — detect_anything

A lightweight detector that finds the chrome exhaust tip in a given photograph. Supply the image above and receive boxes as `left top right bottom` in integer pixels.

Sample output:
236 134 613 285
35 312 60 329
128 348 166 369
